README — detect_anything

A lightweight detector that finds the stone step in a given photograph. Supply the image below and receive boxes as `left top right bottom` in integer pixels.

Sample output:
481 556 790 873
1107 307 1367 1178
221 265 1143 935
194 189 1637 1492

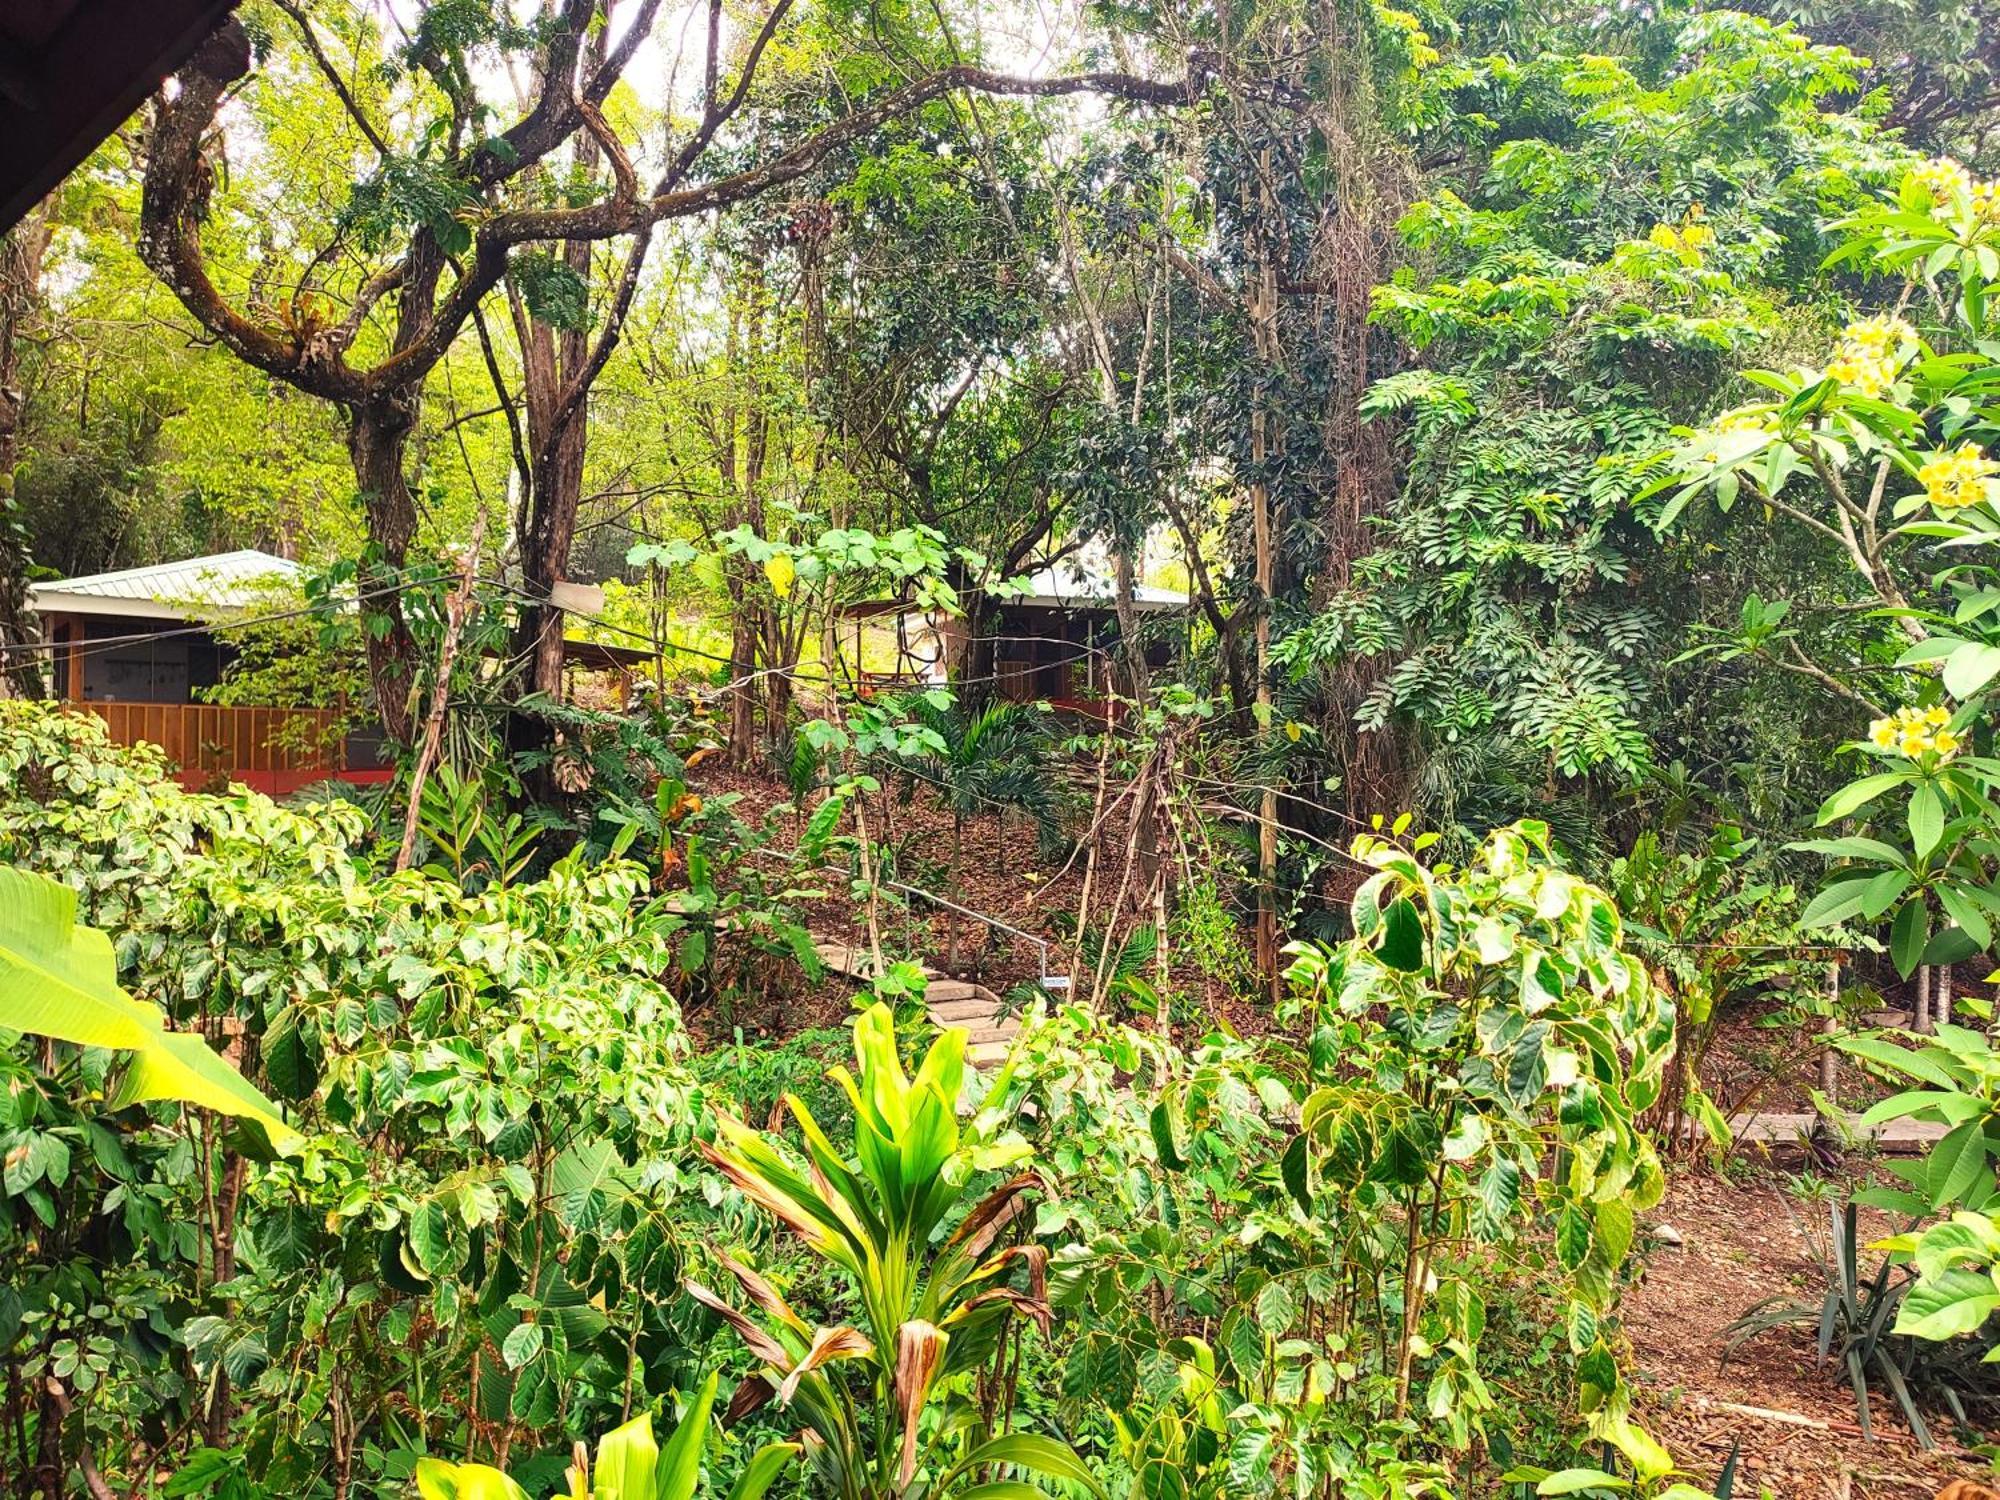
926 980 982 1002
965 1025 1018 1045
967 1042 1011 1068
929 997 997 1023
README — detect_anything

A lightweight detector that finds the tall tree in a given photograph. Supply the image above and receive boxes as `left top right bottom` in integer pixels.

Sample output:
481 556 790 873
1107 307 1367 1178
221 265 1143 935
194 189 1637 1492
138 0 1197 742
0 208 50 697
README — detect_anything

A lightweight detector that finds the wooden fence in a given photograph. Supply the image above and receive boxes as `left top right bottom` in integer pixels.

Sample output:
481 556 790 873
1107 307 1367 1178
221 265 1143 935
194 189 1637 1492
79 702 345 776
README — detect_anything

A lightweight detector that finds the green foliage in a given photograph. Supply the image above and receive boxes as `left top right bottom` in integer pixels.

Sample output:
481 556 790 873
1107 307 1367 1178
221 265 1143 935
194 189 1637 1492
885 696 1064 860
1264 8 1917 861
1287 820 1676 1475
513 253 593 334
972 820 1690 1497
692 1003 1084 1500
1720 1201 1992 1448
1662 155 2000 974
0 703 717 1492
0 865 297 1150
1839 1021 2000 1217
1609 826 1828 1156
414 1372 799 1500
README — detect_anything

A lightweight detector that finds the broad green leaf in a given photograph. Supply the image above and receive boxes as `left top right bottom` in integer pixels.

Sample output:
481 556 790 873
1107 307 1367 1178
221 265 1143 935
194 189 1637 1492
1536 1470 1629 1495
1377 897 1424 972
725 1442 802 1500
1859 1089 1985 1129
1797 876 1878 929
1924 1120 1992 1210
1860 868 1914 921
500 1321 543 1371
1555 1204 1591 1269
656 1372 718 1500
1150 1101 1187 1171
593 1413 659 1500
1909 783 1945 859
1937 882 1994 952
1910 1214 2000 1281
1790 836 1907 864
1280 1132 1310 1213
1891 899 1931 979
414 1460 532 1500
1474 1158 1522 1239
953 1433 1106 1498
1896 1268 2000 1340
1942 642 2000 699
1815 772 1913 825
0 866 297 1150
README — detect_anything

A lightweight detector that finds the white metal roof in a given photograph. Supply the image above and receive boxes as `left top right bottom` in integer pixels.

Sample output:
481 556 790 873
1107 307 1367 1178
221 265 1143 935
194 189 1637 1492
1013 562 1187 613
28 550 305 622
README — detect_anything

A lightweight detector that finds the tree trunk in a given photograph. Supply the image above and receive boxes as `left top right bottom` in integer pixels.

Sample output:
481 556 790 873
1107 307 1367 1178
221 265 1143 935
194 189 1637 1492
1246 154 1282 1002
0 209 50 698
726 592 761 765
348 395 425 744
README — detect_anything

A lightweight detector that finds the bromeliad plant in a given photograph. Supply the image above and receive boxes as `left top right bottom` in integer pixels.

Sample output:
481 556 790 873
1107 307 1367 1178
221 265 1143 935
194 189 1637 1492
691 1003 1096 1500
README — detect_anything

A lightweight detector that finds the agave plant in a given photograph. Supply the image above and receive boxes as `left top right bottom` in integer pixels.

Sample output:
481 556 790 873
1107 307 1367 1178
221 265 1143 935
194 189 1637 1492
413 1372 798 1500
691 1002 1097 1500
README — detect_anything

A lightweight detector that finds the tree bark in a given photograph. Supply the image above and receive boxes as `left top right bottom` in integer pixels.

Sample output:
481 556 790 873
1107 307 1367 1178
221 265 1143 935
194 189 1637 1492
0 208 50 698
348 395 426 743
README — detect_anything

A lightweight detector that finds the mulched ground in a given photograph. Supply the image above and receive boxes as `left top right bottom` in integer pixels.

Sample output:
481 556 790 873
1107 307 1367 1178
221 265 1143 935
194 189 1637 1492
1627 1172 1993 1499
688 754 1255 1019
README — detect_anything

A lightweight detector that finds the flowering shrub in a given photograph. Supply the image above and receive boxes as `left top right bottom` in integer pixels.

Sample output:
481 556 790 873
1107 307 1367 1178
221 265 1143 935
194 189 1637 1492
1657 155 2000 976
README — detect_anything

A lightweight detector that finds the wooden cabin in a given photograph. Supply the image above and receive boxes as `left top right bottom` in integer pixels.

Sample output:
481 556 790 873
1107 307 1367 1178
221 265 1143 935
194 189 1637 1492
25 550 392 794
25 550 655 793
838 562 1188 714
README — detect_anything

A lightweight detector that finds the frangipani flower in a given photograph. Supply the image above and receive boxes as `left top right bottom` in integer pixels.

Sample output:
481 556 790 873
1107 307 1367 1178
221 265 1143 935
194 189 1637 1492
1868 705 1963 763
1919 444 2000 511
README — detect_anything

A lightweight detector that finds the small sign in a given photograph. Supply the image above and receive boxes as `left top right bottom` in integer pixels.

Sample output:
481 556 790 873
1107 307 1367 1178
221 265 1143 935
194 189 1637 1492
550 581 605 615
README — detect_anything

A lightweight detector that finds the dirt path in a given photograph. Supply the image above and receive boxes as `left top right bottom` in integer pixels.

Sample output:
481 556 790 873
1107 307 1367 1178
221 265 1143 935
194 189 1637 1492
1626 1175 1988 1499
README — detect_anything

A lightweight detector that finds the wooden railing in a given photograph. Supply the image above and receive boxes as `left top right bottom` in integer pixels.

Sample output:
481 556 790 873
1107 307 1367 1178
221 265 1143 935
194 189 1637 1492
79 702 345 775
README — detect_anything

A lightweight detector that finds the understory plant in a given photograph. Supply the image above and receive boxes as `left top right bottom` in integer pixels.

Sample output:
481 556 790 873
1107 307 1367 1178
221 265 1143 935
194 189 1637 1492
1287 820 1678 1478
691 1002 1093 1500
979 821 1692 1498
414 1371 798 1500
1608 826 1833 1156
1725 1018 2000 1442
0 705 721 1494
1660 154 2000 980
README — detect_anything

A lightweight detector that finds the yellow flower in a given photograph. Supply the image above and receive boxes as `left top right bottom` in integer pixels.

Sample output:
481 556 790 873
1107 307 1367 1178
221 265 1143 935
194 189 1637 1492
762 552 797 598
1715 411 1777 439
1839 315 1914 355
1648 223 1682 252
1919 443 2000 510
1873 705 1964 762
1911 157 1972 203
1976 180 2000 221
1825 355 1899 397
